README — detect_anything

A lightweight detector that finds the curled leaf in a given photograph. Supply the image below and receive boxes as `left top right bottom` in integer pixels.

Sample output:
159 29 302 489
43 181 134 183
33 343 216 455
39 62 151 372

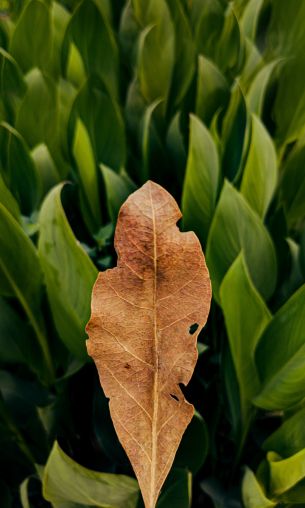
86 181 211 508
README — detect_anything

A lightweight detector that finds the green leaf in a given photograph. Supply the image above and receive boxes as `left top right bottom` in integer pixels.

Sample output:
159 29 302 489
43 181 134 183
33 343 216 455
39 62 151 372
263 407 305 457
0 122 41 214
220 253 271 422
100 165 136 222
72 118 101 234
240 114 277 218
31 144 60 197
182 114 220 245
242 467 276 508
0 297 34 367
10 0 52 73
268 449 305 497
70 75 126 171
174 411 208 475
137 0 175 107
195 55 229 127
66 42 86 88
246 61 281 117
215 4 245 77
240 0 264 41
157 468 191 508
140 99 163 183
38 184 98 360
65 0 118 98
0 47 26 98
0 202 53 381
206 180 277 302
49 2 70 78
15 68 58 149
165 0 195 109
192 0 224 62
0 173 20 222
279 133 305 227
254 284 305 410
221 85 248 181
43 441 139 508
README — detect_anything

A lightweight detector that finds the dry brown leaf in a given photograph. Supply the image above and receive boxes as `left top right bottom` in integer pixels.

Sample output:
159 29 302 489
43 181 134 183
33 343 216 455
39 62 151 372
86 181 211 508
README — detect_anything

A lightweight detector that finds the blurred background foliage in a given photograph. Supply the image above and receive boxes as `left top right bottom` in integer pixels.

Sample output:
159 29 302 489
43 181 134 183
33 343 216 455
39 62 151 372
1 0 305 506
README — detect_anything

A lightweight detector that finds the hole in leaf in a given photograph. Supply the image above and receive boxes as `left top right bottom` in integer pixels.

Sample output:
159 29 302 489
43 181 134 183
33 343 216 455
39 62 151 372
170 394 179 402
189 323 199 335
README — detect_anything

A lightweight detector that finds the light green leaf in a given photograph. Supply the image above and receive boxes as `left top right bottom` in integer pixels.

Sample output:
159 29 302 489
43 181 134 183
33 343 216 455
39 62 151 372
215 4 245 77
141 99 163 183
247 61 281 117
242 467 276 508
31 144 60 197
38 184 98 360
195 55 229 127
49 2 70 78
70 75 126 171
254 284 305 410
100 165 136 222
43 441 139 508
72 118 101 234
66 42 86 88
65 0 118 98
263 407 305 457
0 122 41 214
137 0 175 107
220 253 271 422
15 68 58 149
165 0 195 109
241 0 264 41
182 114 220 245
268 449 305 497
10 0 52 73
241 114 277 218
206 180 277 302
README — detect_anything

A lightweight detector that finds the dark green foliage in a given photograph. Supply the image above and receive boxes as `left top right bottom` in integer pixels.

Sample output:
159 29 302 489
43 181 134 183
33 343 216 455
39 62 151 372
1 0 305 506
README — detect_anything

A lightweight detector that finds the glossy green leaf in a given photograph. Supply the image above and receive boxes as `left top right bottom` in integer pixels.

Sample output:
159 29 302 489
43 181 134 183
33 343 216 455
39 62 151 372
0 122 41 214
157 469 191 508
141 99 163 183
165 0 195 109
182 114 220 245
206 180 277 302
15 68 58 149
31 144 60 197
242 467 276 508
137 0 175 107
72 118 101 233
215 4 245 77
195 55 229 127
221 85 248 181
279 134 305 227
49 2 70 78
100 165 136 222
255 284 305 410
66 42 86 88
241 0 264 41
70 75 126 171
38 184 97 360
0 173 20 222
10 0 52 73
220 253 271 422
247 61 281 117
65 0 118 98
43 441 139 508
0 48 25 99
241 114 277 218
268 449 305 497
0 202 53 381
263 407 305 457
192 0 224 62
